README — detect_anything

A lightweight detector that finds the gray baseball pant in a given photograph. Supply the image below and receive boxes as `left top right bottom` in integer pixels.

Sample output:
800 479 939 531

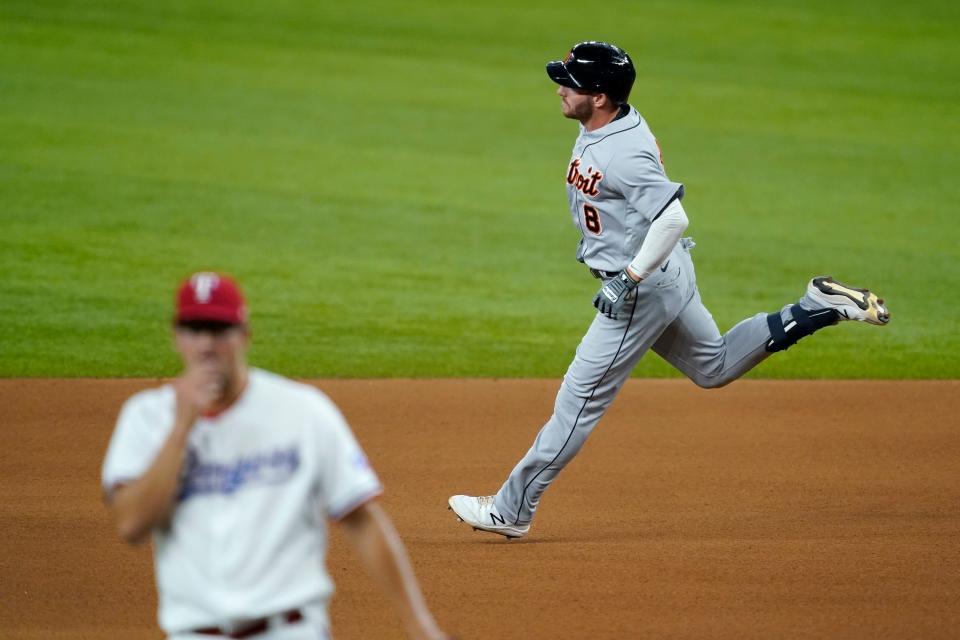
494 239 799 526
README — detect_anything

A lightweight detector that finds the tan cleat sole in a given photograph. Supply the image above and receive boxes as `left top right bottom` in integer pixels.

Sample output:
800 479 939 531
810 276 890 325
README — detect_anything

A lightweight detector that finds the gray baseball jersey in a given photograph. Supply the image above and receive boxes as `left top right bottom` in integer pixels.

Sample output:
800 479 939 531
567 106 684 272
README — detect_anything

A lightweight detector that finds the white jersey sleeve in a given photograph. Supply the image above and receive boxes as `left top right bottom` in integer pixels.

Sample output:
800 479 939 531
310 394 382 520
101 388 173 495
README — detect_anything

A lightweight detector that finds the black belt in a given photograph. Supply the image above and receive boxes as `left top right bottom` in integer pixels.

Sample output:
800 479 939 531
193 609 303 638
589 268 621 279
589 259 671 280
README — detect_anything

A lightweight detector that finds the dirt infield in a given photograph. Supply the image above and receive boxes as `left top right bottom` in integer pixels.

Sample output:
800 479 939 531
2 378 958 639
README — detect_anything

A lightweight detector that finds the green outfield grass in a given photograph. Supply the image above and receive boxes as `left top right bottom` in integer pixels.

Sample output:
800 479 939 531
1 0 958 378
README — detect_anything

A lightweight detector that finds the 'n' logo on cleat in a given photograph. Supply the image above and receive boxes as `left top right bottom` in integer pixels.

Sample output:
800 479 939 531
490 512 505 526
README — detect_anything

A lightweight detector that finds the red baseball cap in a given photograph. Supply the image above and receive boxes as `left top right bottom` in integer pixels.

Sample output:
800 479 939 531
175 272 248 325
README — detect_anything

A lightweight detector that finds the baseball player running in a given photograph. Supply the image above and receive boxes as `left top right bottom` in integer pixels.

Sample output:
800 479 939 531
449 41 890 539
102 273 451 639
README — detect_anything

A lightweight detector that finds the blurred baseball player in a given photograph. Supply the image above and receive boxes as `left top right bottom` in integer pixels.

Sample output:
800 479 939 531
102 272 450 639
449 41 890 539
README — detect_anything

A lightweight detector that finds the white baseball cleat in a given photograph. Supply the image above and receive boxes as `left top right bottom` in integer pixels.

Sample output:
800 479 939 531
447 495 529 539
804 276 890 325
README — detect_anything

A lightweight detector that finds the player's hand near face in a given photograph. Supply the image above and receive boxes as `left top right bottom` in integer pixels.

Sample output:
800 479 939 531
173 362 224 428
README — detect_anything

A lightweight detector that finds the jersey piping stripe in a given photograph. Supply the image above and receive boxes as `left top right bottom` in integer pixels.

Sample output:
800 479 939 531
512 294 640 526
652 192 683 221
578 118 642 158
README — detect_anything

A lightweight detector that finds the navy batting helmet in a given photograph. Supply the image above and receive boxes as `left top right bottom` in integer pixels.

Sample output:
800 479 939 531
546 41 636 105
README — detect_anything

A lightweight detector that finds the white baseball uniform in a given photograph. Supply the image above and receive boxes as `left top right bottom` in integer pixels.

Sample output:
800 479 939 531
101 368 382 639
